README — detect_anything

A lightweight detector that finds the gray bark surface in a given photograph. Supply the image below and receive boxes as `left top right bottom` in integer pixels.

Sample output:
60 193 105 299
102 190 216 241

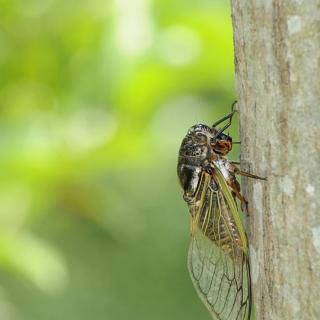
231 1 320 319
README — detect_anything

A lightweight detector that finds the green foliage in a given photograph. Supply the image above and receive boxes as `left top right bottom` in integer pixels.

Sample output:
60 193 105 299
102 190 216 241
0 0 237 319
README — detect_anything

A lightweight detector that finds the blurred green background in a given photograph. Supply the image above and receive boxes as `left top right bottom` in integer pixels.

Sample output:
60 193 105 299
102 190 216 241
0 0 238 319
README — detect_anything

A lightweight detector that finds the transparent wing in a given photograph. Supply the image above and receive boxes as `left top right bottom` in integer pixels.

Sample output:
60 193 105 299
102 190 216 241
188 171 251 320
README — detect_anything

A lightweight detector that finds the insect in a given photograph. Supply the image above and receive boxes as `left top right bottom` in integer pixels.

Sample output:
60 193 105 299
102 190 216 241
177 103 266 320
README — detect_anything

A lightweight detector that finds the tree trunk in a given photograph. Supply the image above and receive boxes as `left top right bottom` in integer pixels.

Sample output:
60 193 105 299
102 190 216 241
231 1 320 319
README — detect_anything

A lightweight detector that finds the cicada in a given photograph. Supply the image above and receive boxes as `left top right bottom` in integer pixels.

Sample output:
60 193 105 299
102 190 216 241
177 104 265 320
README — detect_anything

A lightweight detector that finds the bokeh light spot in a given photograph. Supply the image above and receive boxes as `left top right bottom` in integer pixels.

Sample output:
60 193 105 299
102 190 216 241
158 26 202 66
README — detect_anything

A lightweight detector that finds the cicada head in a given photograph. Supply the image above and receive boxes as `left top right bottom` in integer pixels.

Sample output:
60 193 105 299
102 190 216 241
179 123 233 159
177 124 213 200
178 124 213 162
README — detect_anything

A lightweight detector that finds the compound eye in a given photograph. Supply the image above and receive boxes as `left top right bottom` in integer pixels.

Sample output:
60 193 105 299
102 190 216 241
196 133 207 142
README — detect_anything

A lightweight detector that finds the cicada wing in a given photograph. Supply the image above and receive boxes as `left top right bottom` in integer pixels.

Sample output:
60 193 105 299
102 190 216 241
188 172 251 320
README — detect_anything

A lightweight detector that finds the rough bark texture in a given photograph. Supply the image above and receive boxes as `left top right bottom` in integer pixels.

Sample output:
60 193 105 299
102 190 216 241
231 1 320 319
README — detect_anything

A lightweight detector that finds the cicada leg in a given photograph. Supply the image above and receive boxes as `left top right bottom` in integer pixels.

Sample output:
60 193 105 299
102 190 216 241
212 110 236 128
234 168 267 181
228 161 267 180
212 101 238 137
224 175 250 215
226 162 266 214
232 189 249 215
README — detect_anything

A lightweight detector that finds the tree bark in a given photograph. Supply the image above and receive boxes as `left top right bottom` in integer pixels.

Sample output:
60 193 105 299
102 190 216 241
231 1 320 319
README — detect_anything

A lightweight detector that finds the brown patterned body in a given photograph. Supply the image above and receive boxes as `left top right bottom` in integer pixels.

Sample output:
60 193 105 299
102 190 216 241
177 116 266 320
